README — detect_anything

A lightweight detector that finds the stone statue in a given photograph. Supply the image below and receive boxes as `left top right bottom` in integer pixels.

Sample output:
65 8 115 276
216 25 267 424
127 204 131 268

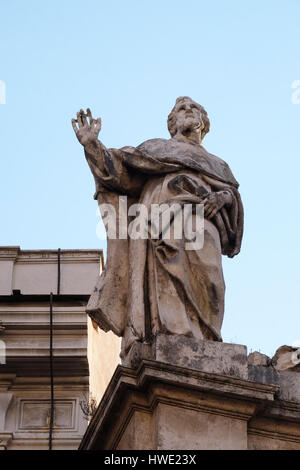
72 97 244 358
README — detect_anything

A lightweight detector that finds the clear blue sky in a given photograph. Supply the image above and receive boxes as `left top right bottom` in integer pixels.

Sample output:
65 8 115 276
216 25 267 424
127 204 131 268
1 0 299 357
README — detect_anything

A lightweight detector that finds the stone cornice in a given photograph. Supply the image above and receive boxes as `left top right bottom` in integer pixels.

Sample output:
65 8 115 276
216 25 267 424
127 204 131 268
15 249 103 265
0 247 103 266
1 356 89 378
248 426 300 444
80 360 279 450
0 247 20 261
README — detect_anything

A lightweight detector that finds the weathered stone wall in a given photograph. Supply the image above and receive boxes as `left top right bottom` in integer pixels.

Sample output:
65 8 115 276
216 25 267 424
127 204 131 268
80 335 300 450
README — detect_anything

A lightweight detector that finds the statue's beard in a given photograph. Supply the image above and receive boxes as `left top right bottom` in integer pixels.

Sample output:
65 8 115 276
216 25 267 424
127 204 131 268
177 116 203 137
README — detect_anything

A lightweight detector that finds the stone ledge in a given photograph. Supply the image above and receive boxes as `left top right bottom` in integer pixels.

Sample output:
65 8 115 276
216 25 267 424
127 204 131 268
80 338 300 450
123 334 248 380
80 358 278 450
248 362 300 403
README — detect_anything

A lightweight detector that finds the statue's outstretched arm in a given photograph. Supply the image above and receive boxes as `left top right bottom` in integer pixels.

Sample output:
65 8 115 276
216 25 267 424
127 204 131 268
72 108 105 174
72 108 145 195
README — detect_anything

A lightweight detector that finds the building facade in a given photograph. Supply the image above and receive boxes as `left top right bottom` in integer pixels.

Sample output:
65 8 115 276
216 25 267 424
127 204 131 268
0 247 120 450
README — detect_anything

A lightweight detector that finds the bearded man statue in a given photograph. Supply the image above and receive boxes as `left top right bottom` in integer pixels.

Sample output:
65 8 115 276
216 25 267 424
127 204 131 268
72 96 244 359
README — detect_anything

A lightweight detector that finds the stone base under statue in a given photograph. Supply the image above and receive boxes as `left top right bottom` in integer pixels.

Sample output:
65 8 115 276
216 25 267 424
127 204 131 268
79 335 300 450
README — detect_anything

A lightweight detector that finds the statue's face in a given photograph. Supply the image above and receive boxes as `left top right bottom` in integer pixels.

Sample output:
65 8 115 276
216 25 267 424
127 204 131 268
174 98 204 137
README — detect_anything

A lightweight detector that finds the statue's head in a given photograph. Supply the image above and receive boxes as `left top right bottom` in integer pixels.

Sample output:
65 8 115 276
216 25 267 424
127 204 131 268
167 96 210 144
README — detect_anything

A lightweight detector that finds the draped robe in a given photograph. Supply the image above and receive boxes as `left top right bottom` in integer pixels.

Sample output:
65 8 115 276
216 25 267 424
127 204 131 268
85 137 244 357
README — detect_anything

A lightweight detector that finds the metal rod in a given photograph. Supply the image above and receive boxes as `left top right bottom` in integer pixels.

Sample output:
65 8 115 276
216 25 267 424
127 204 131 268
57 248 61 295
49 292 54 450
49 249 61 449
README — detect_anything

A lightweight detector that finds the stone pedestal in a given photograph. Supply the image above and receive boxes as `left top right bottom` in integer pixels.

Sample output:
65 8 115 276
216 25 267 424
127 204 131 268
79 335 300 450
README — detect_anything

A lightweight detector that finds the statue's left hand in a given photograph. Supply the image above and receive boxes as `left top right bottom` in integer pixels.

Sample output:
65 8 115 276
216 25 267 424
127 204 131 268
201 191 232 219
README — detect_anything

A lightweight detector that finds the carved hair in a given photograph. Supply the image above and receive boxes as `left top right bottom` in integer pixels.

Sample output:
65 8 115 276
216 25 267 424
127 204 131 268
167 96 210 140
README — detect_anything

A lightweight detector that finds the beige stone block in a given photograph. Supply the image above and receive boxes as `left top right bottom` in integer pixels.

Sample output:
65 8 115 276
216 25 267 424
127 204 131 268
153 403 247 450
117 411 153 450
124 334 248 380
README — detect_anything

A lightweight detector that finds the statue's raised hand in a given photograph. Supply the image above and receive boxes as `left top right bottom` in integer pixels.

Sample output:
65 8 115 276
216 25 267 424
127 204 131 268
72 108 102 147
